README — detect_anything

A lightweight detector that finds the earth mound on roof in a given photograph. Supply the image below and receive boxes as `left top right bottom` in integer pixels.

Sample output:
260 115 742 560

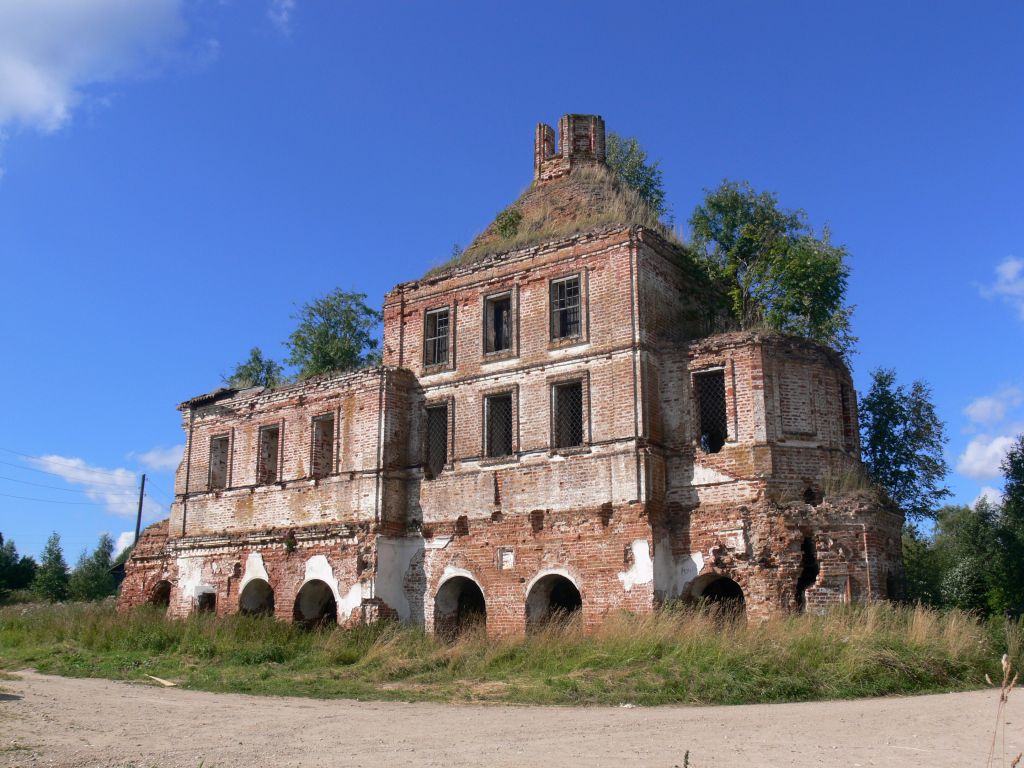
426 163 673 278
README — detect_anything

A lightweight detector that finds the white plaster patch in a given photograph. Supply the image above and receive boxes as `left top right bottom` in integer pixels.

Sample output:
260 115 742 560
337 581 364 622
175 556 214 599
303 554 341 605
652 538 705 600
617 539 654 591
374 536 425 622
424 536 453 550
238 552 270 593
691 464 734 486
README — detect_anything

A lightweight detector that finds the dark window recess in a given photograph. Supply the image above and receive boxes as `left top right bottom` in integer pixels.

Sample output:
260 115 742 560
425 404 448 478
424 308 450 367
485 394 513 458
311 415 334 478
484 294 512 353
258 425 280 484
550 276 581 339
196 592 216 614
695 370 728 454
553 381 584 449
209 435 229 490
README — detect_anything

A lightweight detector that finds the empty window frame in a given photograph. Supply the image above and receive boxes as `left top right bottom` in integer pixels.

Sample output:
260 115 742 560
311 414 334 479
423 307 450 367
550 275 582 340
484 292 512 354
552 380 584 449
484 393 514 458
694 370 728 454
208 434 229 490
257 424 281 484
425 404 449 478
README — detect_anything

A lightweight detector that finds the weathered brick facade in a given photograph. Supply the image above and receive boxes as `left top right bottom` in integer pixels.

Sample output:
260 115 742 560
119 114 903 632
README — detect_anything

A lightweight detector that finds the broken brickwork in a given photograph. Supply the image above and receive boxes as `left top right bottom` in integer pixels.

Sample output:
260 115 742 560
119 113 903 632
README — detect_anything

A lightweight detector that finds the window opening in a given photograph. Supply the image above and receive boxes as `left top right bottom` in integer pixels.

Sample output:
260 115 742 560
311 414 334 479
553 380 584 449
550 276 581 340
424 308 450 367
209 434 229 490
485 393 513 458
258 425 280 484
196 592 216 614
425 404 448 478
695 370 727 454
484 293 512 353
795 537 820 612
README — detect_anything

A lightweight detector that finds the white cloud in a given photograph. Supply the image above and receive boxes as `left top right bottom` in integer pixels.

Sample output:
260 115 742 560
975 486 1004 507
267 0 296 34
25 454 164 519
957 435 1017 481
980 256 1024 320
964 386 1024 426
114 530 135 556
131 444 184 472
0 0 185 134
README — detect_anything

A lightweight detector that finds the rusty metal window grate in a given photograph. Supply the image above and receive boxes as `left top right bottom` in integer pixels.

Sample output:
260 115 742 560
553 381 584 449
209 435 229 490
311 414 334 479
550 276 581 339
485 393 513 458
695 370 727 454
484 293 512 353
424 308 450 367
425 404 448 478
258 425 280 484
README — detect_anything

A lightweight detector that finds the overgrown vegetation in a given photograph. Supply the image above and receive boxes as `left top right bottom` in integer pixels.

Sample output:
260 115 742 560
605 132 669 220
0 602 1017 706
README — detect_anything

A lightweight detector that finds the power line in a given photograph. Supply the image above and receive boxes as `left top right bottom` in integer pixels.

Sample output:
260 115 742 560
0 491 106 506
0 474 137 495
0 459 138 489
0 447 135 478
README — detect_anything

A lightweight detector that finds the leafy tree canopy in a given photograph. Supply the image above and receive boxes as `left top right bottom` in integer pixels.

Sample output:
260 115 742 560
689 180 856 357
224 347 285 389
0 534 37 603
859 368 950 521
605 133 669 220
33 531 69 602
286 289 382 379
68 533 117 602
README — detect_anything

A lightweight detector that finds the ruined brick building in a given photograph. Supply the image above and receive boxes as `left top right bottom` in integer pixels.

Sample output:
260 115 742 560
119 114 904 634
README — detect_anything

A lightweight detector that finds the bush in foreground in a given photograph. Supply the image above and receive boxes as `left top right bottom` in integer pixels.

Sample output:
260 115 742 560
0 602 1018 706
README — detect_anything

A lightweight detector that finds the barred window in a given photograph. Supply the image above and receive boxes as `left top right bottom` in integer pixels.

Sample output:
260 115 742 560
258 424 280 484
311 414 334 479
485 393 513 458
425 404 448 478
484 293 512 354
424 308 450 367
208 435 229 490
550 275 581 340
552 381 584 449
695 370 727 454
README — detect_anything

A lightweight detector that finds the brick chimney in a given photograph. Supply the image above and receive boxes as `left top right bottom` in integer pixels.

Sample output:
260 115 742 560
534 114 606 183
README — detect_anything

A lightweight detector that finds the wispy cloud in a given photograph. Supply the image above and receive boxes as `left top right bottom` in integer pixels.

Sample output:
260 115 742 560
964 386 1024 426
980 256 1024 320
267 0 296 34
130 444 184 473
957 434 1017 481
25 454 163 519
114 530 135 556
0 0 186 135
975 486 1004 507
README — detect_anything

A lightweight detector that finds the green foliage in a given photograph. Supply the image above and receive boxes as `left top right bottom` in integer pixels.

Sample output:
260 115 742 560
493 207 522 238
605 132 668 220
901 525 942 606
32 532 69 602
0 602 1014 706
0 534 37 604
68 534 117 602
859 368 950 521
688 180 856 356
995 435 1024 614
224 347 285 389
285 289 382 379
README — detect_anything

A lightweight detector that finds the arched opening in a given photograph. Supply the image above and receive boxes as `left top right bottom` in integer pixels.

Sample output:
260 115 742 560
293 579 337 628
691 574 745 616
434 576 486 640
526 573 582 631
149 580 171 607
795 536 820 612
239 579 275 616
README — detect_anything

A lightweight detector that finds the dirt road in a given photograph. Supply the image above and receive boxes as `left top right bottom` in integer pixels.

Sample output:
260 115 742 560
0 670 1020 767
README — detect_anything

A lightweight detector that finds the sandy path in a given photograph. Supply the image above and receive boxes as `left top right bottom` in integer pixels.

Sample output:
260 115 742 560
0 670 1020 768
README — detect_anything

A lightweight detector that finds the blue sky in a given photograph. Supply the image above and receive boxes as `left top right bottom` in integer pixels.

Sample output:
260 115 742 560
1 1 1021 561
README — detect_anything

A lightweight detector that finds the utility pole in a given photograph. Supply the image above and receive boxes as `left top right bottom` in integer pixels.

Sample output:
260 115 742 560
133 473 147 545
